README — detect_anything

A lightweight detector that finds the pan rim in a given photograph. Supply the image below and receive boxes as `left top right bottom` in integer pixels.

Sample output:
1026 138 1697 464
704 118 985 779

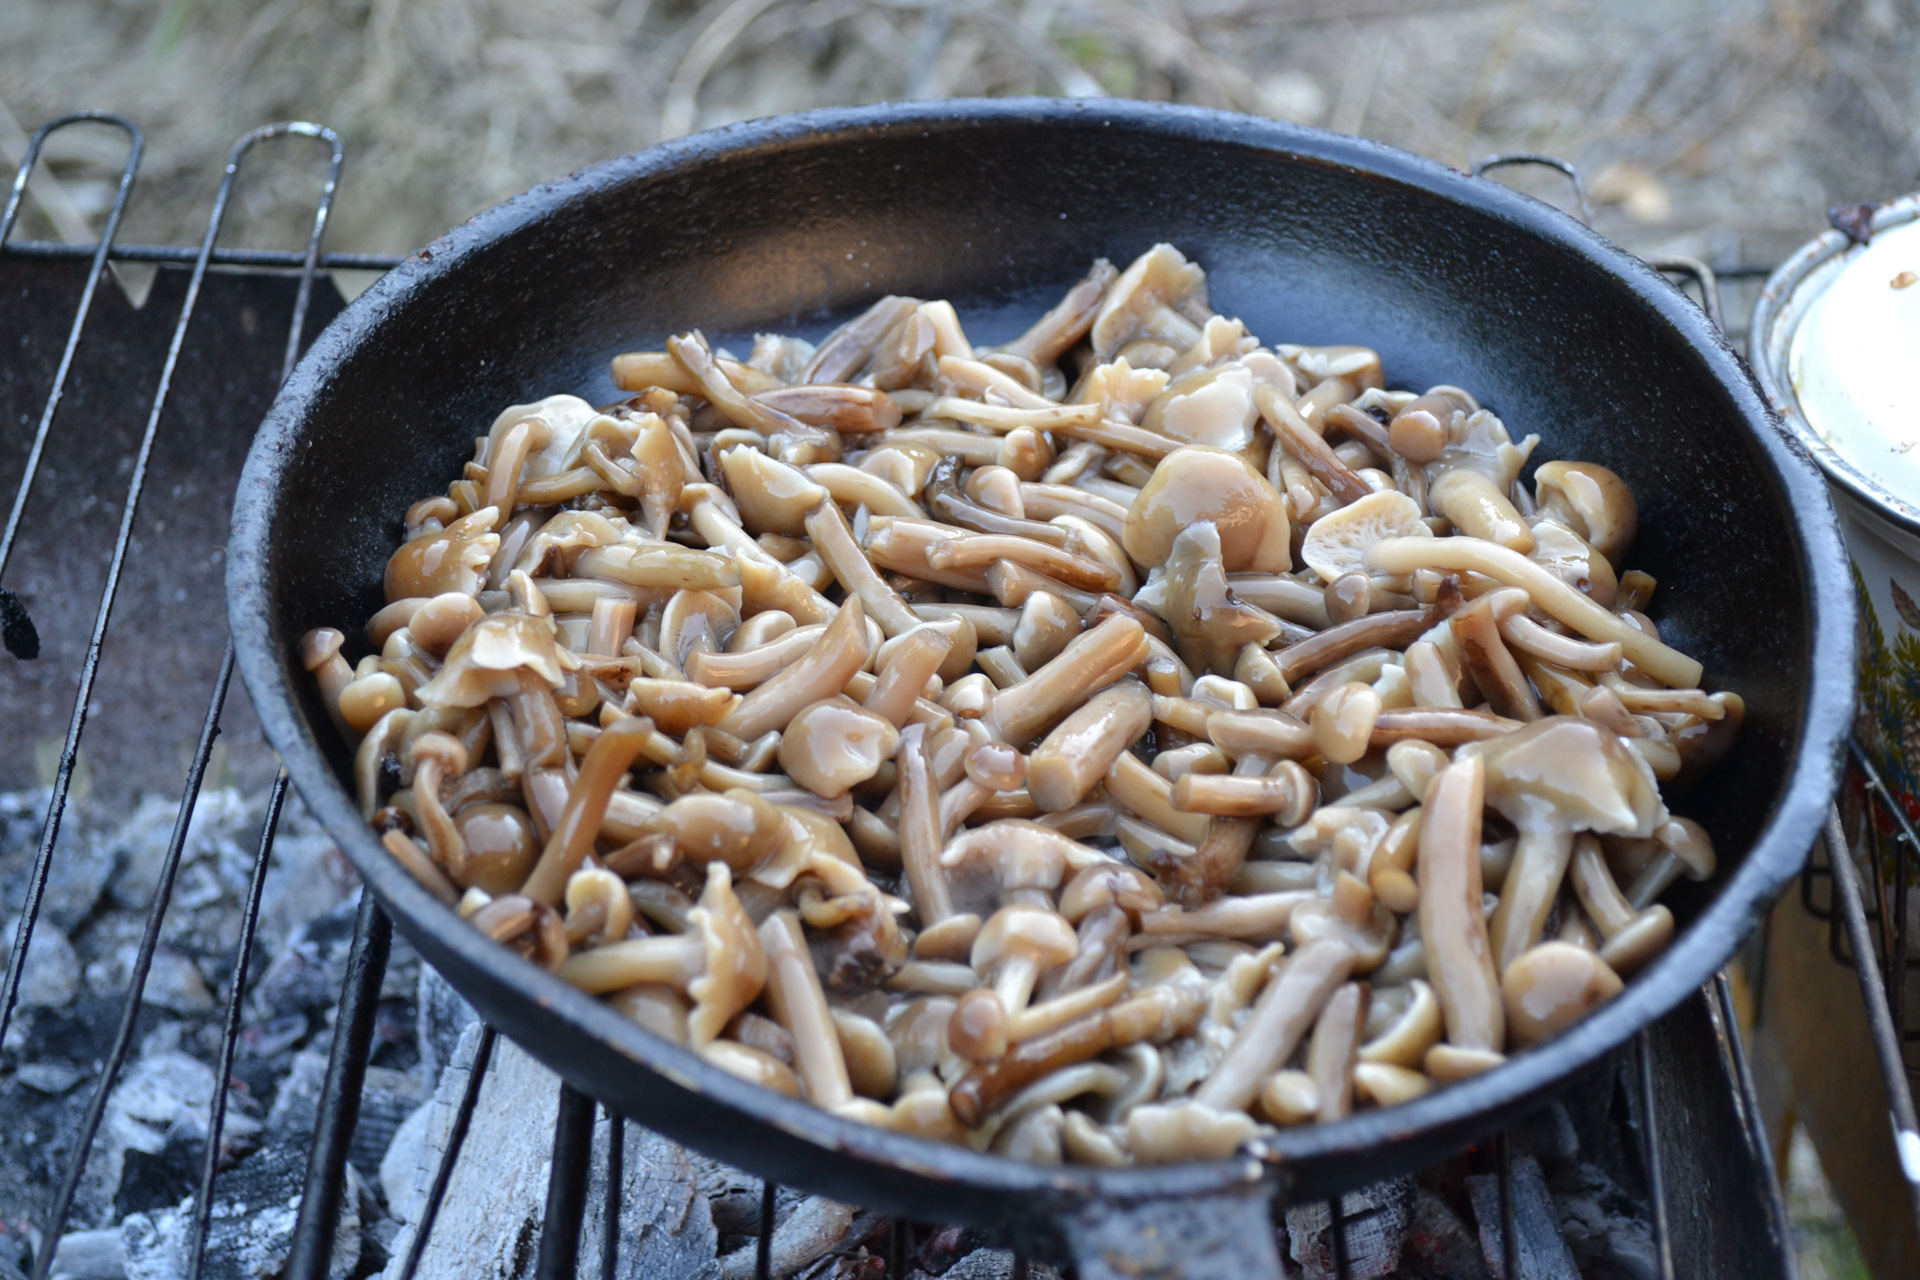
229 96 1853 1211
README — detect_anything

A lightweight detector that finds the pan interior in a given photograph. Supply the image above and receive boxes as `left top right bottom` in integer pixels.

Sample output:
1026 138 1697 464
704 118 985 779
236 103 1837 1229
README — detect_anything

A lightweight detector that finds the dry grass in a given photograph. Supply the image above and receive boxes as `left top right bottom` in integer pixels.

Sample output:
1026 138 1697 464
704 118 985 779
0 0 1914 285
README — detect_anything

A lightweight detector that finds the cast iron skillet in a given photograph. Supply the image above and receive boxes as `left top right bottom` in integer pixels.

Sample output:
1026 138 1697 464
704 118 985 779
229 99 1853 1275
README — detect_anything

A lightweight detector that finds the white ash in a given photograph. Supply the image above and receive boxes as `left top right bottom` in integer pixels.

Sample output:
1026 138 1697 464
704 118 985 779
47 1228 126 1280
3 912 80 1011
1285 1176 1415 1280
119 1150 374 1280
715 1195 854 1280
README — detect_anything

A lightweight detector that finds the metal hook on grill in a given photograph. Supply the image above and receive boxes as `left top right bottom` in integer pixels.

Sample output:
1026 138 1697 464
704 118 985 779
0 111 143 661
1471 153 1596 228
8 120 346 1280
1647 255 1725 333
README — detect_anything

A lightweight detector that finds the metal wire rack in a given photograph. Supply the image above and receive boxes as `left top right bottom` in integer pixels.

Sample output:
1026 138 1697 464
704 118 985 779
0 119 1823 1280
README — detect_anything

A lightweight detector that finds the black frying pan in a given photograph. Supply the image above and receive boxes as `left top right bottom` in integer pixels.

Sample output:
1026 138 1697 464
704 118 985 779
228 100 1853 1276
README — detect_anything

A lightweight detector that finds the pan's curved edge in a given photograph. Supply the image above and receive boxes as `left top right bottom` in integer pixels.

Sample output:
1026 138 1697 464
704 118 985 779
228 97 1854 1241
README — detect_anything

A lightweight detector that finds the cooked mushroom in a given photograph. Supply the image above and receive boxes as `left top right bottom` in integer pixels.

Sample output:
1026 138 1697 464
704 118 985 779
1194 938 1356 1113
1120 447 1291 574
1478 717 1666 973
319 247 1745 1161
1567 834 1674 975
558 861 767 1047
1417 756 1504 1053
1089 244 1209 360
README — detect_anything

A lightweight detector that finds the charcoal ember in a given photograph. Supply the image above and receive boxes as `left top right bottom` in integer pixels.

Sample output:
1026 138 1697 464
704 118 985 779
0 790 116 931
909 1251 1061 1280
47 1228 126 1280
4 914 81 1009
1284 1177 1413 1280
268 1051 426 1183
907 1224 994 1275
106 791 253 915
0 1230 28 1280
1548 1159 1658 1280
119 1152 371 1280
1399 1186 1484 1280
1503 1101 1578 1170
15 1060 89 1095
136 949 216 1016
686 1152 804 1245
413 966 477 1080
1466 1155 1580 1280
380 1025 717 1280
253 801 359 956
80 1052 259 1227
250 898 367 1016
717 1195 854 1280
579 1115 722 1280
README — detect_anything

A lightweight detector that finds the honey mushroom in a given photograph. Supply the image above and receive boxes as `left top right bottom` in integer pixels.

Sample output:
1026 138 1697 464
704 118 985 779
309 241 1746 1165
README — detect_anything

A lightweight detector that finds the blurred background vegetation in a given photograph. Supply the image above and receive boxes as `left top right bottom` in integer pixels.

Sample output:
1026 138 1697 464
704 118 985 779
1 0 1916 294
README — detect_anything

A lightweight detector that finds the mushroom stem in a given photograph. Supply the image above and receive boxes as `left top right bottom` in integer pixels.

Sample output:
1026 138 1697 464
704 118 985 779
1487 822 1575 974
1450 597 1543 722
897 723 955 926
1027 679 1153 811
558 929 703 992
999 259 1117 365
1364 537 1702 688
987 614 1149 744
1275 610 1430 684
1195 938 1356 1113
520 716 655 907
383 829 460 905
760 910 855 1112
1369 707 1521 747
1498 614 1621 671
864 622 960 728
804 499 923 635
948 982 1205 1126
717 597 872 739
482 419 552 529
1417 756 1503 1052
1256 384 1373 505
1306 983 1367 1123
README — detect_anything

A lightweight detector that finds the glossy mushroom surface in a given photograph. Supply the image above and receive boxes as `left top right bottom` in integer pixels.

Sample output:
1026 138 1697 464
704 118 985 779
303 243 1737 1167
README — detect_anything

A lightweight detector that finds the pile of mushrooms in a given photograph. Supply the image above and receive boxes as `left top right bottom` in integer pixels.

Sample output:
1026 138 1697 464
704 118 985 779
304 244 1741 1166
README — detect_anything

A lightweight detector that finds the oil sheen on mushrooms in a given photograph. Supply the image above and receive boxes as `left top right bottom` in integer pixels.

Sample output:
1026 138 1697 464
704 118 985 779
306 244 1739 1166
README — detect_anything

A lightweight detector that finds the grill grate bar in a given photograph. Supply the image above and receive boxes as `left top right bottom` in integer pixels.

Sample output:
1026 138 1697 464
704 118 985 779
285 893 393 1280
601 1112 624 1280
1636 1031 1677 1280
1 237 402 271
536 1084 600 1280
1824 804 1920 1222
395 1026 500 1280
0 112 144 1041
26 643 234 1280
0 112 141 661
186 769 292 1280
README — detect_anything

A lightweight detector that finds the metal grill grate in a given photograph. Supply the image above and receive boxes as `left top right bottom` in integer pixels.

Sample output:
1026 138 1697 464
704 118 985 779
0 119 1818 1280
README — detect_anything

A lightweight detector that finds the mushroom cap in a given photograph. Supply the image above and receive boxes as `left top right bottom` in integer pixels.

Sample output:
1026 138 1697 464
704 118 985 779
947 987 1010 1061
659 589 741 670
829 1007 899 1098
1501 941 1624 1047
410 730 470 776
488 393 598 477
1122 447 1291 574
1089 244 1209 360
1059 861 1165 923
564 866 635 946
1475 715 1666 839
384 506 501 602
687 861 771 1047
719 445 831 537
1533 459 1637 565
646 788 788 877
1597 903 1674 976
1299 489 1431 585
415 613 565 707
941 821 1105 898
1526 518 1618 609
777 697 902 798
970 904 1080 974
1656 815 1716 879
451 802 539 895
1139 365 1261 452
409 593 486 658
963 741 1028 792
300 627 346 670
